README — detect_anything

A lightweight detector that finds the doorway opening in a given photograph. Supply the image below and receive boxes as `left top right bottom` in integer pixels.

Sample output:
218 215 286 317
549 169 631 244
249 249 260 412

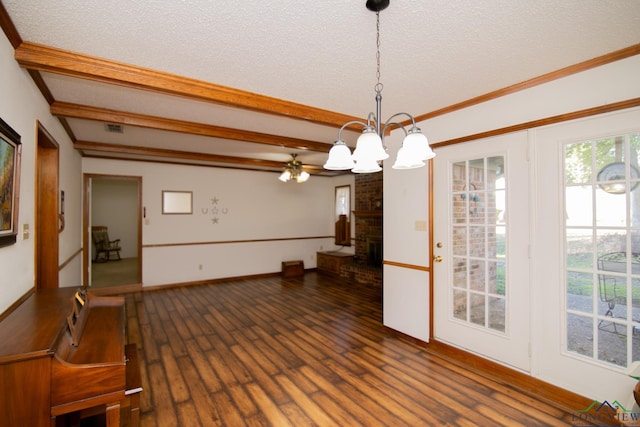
83 174 142 291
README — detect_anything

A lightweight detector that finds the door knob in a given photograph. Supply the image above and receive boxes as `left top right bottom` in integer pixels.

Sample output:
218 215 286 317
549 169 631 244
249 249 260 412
433 255 443 263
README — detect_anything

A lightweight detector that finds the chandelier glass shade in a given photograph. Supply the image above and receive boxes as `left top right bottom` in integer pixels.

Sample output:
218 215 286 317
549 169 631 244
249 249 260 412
352 157 382 173
392 126 434 169
323 0 435 173
352 127 389 162
278 154 310 183
324 140 355 170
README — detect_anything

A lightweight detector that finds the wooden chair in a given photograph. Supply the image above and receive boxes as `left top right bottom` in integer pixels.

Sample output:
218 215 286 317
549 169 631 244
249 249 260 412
91 226 122 262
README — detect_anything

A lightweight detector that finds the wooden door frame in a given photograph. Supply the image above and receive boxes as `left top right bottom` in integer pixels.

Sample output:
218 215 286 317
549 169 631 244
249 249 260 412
35 122 59 289
428 160 435 339
82 174 142 287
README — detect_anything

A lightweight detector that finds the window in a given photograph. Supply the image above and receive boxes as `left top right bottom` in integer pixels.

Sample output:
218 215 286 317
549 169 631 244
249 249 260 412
564 132 640 368
335 185 351 246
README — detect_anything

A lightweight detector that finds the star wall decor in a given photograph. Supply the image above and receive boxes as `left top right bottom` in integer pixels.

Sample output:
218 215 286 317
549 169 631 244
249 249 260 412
201 195 230 225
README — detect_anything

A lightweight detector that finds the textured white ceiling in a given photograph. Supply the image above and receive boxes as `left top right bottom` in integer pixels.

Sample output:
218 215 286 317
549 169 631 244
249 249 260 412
3 0 640 170
7 0 640 115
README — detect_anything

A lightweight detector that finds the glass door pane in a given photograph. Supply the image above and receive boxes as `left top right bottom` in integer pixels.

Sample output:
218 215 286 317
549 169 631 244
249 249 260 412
564 133 640 368
450 156 506 333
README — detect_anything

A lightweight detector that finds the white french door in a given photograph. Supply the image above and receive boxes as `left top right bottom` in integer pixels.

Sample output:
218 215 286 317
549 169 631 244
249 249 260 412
433 132 531 372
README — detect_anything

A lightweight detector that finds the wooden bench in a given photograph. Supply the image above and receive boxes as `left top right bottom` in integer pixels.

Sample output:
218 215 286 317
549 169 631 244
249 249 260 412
282 260 304 278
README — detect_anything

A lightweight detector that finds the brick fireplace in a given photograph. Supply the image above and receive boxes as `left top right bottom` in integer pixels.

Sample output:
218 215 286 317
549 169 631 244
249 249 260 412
346 172 383 286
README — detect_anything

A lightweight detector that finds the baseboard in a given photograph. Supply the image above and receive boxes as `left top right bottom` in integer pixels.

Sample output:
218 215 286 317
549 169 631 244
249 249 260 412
385 327 594 418
141 271 283 292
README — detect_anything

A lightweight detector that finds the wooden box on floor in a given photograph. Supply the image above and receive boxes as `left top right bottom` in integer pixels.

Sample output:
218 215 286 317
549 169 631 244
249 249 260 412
317 251 353 277
282 260 304 278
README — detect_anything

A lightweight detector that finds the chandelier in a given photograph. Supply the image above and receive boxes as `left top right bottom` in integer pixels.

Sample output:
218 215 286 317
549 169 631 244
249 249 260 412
324 0 435 173
278 154 310 183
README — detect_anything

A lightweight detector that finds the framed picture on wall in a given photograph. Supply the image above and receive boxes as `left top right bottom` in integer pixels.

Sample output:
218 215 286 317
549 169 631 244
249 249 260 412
0 118 22 248
162 190 193 214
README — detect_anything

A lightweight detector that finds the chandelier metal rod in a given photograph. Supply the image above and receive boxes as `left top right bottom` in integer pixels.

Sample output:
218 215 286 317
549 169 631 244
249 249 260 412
374 9 382 138
322 0 435 172
375 90 382 137
337 120 370 140
382 121 408 138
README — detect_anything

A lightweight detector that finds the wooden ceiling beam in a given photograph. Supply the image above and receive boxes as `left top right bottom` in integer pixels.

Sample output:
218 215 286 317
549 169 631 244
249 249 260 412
74 140 336 174
51 101 334 152
16 42 364 129
74 140 287 168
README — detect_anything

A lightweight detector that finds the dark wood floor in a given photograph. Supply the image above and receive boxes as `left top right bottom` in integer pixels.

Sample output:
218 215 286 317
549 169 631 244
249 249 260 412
122 272 589 426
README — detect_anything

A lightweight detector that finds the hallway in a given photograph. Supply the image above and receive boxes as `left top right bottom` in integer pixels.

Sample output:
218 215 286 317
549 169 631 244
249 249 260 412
91 258 139 288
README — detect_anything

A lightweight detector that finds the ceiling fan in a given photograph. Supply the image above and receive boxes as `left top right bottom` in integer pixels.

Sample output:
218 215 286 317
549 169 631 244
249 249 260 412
278 154 310 183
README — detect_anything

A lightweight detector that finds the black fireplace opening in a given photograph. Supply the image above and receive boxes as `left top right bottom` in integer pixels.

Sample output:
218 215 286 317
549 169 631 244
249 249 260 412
366 235 383 266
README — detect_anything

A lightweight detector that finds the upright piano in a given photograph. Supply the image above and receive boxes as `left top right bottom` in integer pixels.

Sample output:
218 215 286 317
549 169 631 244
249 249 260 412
0 287 133 426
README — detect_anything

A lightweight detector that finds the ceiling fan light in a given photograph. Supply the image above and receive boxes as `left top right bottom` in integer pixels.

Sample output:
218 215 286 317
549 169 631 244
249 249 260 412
352 128 389 162
278 169 292 182
352 157 382 173
324 140 355 170
296 171 310 183
279 154 311 183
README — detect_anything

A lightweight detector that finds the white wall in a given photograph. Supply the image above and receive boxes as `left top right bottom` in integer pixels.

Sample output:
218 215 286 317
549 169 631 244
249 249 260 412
83 158 354 287
0 31 82 314
58 142 84 287
383 131 431 340
424 55 640 144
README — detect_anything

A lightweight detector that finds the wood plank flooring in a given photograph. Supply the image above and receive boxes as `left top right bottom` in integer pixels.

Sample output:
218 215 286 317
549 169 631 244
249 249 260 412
122 272 592 426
